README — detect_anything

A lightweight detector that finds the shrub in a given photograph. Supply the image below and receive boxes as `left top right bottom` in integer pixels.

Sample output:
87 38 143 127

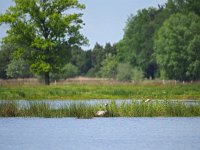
6 58 31 78
116 63 133 82
61 63 79 79
99 55 118 78
132 67 144 82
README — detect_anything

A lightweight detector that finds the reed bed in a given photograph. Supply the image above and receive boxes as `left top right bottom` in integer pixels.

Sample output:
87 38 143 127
0 101 200 118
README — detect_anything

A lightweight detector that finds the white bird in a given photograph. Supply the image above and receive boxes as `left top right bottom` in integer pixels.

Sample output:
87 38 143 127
95 103 108 117
145 99 151 103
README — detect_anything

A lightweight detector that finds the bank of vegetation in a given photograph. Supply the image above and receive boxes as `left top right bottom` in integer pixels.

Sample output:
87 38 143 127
1 83 200 100
0 101 200 118
0 0 200 85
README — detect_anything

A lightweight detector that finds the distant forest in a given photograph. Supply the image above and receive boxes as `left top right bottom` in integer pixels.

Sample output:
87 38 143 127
0 0 200 83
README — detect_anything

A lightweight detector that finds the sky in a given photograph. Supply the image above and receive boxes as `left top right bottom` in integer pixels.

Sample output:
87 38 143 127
0 0 167 50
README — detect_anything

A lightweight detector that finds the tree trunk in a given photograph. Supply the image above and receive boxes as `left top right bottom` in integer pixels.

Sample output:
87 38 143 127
44 72 50 85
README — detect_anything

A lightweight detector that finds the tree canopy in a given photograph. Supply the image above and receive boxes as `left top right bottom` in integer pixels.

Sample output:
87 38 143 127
0 0 86 84
154 13 200 81
116 7 169 79
116 0 200 81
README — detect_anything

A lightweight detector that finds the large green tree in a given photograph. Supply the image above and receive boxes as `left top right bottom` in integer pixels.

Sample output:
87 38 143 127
116 7 170 79
70 46 90 75
154 13 200 81
166 0 200 16
88 43 117 77
90 43 105 74
0 0 86 84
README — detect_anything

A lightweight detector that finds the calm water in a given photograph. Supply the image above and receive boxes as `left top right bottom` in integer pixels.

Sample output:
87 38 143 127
0 117 200 150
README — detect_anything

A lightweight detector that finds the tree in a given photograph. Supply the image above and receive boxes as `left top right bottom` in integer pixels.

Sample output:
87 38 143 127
0 43 13 78
184 0 200 16
116 7 169 79
88 43 117 77
132 67 144 82
0 0 86 84
61 63 79 79
99 54 118 78
104 43 116 56
154 13 200 81
166 0 200 16
116 63 133 82
70 46 89 75
90 43 105 75
6 58 32 78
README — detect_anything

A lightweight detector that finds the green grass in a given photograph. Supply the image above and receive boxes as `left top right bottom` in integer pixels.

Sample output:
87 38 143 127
0 83 200 100
0 101 200 118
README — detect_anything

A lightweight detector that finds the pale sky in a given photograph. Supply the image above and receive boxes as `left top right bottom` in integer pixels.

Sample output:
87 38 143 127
0 0 167 50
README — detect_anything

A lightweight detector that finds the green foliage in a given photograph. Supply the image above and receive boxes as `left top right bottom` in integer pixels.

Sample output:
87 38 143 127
0 44 13 78
84 43 117 77
69 46 94 75
166 0 200 16
154 13 200 81
49 63 79 80
61 63 79 79
6 58 32 78
116 0 200 81
104 43 117 56
116 63 133 82
116 7 168 79
132 67 144 82
115 64 144 82
0 0 86 84
90 43 105 75
99 55 118 78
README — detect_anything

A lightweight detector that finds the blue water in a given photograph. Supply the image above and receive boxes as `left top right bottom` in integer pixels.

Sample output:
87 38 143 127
0 117 200 150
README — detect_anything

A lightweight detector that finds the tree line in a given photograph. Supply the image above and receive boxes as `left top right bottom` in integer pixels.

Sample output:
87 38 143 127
0 0 200 84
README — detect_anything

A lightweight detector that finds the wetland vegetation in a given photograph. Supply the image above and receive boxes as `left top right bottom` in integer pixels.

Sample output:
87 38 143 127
1 83 200 118
0 83 200 100
1 100 200 118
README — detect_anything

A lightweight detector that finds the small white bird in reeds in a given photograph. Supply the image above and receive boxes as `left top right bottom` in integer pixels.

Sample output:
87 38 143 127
95 103 108 117
145 99 151 103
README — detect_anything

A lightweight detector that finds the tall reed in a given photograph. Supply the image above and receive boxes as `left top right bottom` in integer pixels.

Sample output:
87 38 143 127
0 101 200 118
0 102 19 117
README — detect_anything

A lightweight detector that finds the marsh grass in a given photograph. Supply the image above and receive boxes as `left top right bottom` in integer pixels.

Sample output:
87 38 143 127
0 101 200 118
0 102 19 117
1 84 200 100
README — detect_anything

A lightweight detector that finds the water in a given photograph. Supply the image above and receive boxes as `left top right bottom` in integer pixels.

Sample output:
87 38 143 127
0 117 200 150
